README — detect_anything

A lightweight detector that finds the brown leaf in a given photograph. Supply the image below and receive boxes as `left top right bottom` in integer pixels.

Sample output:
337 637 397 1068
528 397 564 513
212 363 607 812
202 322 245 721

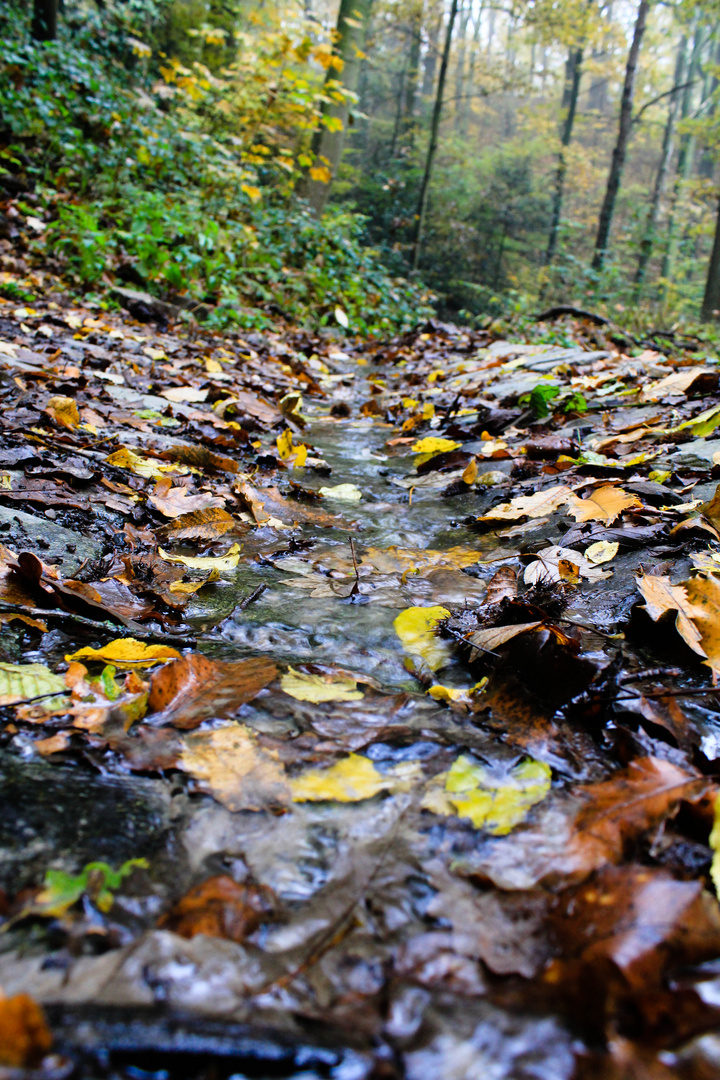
470 621 543 651
148 653 278 729
178 723 289 810
158 444 239 473
0 993 52 1067
636 573 705 657
158 875 275 942
160 507 236 541
148 486 226 518
485 566 517 605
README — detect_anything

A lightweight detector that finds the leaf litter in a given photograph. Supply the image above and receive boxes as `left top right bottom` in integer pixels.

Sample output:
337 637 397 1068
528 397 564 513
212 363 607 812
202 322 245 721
4 301 720 1076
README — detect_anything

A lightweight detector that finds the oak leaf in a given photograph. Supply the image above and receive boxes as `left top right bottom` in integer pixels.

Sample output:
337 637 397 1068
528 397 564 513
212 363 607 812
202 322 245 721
567 485 642 525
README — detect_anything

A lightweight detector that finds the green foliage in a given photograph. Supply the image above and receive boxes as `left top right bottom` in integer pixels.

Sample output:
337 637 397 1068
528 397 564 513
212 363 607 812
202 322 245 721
520 384 561 418
0 8 432 334
35 858 149 915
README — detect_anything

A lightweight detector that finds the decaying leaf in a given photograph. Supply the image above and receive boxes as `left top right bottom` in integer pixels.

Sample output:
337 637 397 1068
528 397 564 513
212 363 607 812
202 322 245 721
393 605 451 670
524 546 611 585
158 875 275 942
469 621 543 651
0 662 68 709
422 755 551 833
362 545 483 574
584 540 619 565
567 484 642 525
280 666 364 703
44 394 79 429
479 485 573 522
160 507 236 541
318 483 362 501
178 723 289 811
66 637 181 668
148 652 277 728
0 993 52 1067
158 543 241 571
411 436 461 455
107 447 188 479
148 486 225 518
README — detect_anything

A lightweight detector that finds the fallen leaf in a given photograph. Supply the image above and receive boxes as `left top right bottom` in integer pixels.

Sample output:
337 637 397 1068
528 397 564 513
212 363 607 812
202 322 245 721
148 486 225 518
567 485 642 525
318 483 362 501
640 366 715 401
411 437 461 454
524 546 611 585
394 605 451 670
158 543 241 571
148 652 277 728
44 394 79 429
485 566 517 604
710 792 720 896
479 485 573 522
0 662 68 709
684 574 720 674
422 755 551 833
584 540 620 565
362 545 483 574
276 428 294 460
290 753 418 802
178 723 288 810
160 386 208 403
31 858 148 917
280 666 364 702
0 993 52 1067
107 447 187 480
636 573 705 657
158 875 275 942
66 638 181 669
469 621 543 651
160 507 236 541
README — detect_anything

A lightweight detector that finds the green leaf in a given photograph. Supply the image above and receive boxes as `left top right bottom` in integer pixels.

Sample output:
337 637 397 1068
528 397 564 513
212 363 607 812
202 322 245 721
0 662 69 710
33 858 149 916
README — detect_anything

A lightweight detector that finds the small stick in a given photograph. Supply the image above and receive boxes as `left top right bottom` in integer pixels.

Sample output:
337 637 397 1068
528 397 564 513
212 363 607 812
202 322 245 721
0 601 195 646
237 584 267 610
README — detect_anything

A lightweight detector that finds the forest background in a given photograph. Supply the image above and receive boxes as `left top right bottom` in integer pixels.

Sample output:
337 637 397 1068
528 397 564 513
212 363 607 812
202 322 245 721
3 0 720 337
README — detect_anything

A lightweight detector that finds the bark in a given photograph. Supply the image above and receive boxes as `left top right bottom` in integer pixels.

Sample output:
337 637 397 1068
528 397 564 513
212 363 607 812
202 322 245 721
411 0 460 271
421 0 443 113
453 0 471 129
403 3 423 131
32 0 58 41
591 0 650 271
544 46 584 266
698 36 720 179
660 19 703 283
701 191 720 320
633 31 689 292
300 0 373 217
458 3 482 137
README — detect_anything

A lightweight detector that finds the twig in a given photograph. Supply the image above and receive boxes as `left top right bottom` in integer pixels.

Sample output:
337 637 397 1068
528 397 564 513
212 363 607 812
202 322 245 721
0 601 195 645
237 584 267 610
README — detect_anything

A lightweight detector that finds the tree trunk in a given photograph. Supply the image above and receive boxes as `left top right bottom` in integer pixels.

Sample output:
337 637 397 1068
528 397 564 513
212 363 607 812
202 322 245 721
403 2 423 132
633 30 689 292
660 19 703 283
699 36 720 179
411 0 460 271
458 3 482 137
544 46 583 266
32 0 58 41
591 0 650 271
453 0 470 129
300 0 373 217
702 192 720 320
421 0 443 114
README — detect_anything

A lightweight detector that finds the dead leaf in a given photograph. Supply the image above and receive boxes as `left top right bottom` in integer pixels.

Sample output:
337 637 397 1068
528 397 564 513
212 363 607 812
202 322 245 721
567 485 642 525
66 638 181 669
158 875 275 942
158 543 241 571
469 621 543 651
148 486 225 518
178 723 288 810
290 753 419 802
636 573 705 657
479 485 573 522
524 546 611 585
280 666 364 702
160 507 236 541
394 605 451 670
0 992 52 1067
44 394 79 429
148 653 277 729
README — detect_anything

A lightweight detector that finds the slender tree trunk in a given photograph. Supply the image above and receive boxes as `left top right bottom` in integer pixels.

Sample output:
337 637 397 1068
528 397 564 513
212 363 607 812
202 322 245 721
421 0 443 115
453 0 470 129
702 192 720 320
545 46 583 266
300 0 373 217
699 36 720 178
32 0 58 40
486 6 494 56
459 3 482 137
634 30 689 292
403 2 423 133
661 19 703 283
591 0 650 271
411 0 460 271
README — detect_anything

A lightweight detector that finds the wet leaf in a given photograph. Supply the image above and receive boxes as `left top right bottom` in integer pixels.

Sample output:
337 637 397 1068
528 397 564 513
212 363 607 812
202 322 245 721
158 875 275 942
318 483 362 501
636 573 705 657
479 485 573 522
422 756 551 833
106 447 188 479
567 485 642 525
44 394 79 429
160 507 236 541
178 723 288 810
280 666 364 702
584 540 619 564
524 545 610 585
0 993 52 1067
0 662 68 709
31 858 149 916
290 753 418 802
66 638 181 669
411 437 461 454
158 543 241 571
469 621 543 651
160 386 208 403
710 792 720 896
148 653 277 728
394 605 451 670
148 486 225 518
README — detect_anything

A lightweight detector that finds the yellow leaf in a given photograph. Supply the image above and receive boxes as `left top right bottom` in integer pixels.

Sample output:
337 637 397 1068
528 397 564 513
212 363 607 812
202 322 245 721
66 638 181 669
45 395 79 429
277 429 294 460
422 402 435 420
309 165 332 183
290 753 413 803
422 755 551 834
411 437 460 454
280 666 363 703
394 605 450 671
584 540 620 565
685 574 720 675
106 448 187 480
479 485 573 522
241 184 262 202
292 444 308 468
318 483 362 501
710 792 720 896
461 458 478 485
362 545 482 574
0 662 68 710
567 485 642 525
179 724 289 811
427 680 487 705
158 543 241 571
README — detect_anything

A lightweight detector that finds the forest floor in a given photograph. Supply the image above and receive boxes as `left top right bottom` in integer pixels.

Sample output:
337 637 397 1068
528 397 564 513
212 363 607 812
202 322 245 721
2 283 720 1078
